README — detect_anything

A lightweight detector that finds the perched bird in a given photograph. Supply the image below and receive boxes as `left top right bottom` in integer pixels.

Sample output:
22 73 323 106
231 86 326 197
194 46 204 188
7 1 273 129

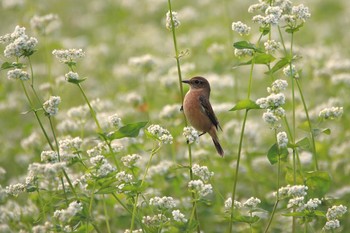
182 76 224 156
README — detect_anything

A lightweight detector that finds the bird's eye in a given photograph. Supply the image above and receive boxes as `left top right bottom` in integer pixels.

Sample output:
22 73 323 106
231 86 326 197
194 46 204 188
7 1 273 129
194 80 200 84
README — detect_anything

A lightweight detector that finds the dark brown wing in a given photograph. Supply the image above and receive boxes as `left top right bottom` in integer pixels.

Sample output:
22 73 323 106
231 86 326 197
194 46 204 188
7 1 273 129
199 95 222 131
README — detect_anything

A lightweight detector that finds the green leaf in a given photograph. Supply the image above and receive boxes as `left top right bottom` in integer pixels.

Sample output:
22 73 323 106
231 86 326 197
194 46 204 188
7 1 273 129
1 62 14 70
95 186 117 194
259 26 270 35
67 77 87 84
305 171 331 197
267 143 289 165
285 23 304 34
107 121 148 140
232 215 260 224
312 128 331 137
295 137 311 150
235 53 276 67
229 99 261 111
265 57 290 75
233 41 262 53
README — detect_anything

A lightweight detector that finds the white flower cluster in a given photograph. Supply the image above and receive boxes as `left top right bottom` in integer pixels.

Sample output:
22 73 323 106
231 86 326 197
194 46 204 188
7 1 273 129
283 64 299 78
256 79 288 128
232 21 251 35
147 124 173 144
323 205 347 230
108 113 122 129
183 126 199 144
52 48 85 63
40 150 58 163
224 197 242 212
277 131 288 148
0 25 38 58
43 96 61 116
188 179 213 198
30 14 60 35
142 214 169 226
65 71 79 81
243 197 261 208
123 229 142 233
89 155 116 177
234 48 254 58
121 154 141 168
172 209 187 223
264 39 280 54
7 68 30 81
275 185 323 212
149 196 177 210
5 183 26 197
166 11 180 30
115 171 133 183
53 201 83 222
192 164 214 182
319 106 343 120
249 1 310 26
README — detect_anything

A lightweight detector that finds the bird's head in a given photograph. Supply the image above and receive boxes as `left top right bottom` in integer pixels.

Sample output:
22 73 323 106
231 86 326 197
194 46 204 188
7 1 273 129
182 76 210 91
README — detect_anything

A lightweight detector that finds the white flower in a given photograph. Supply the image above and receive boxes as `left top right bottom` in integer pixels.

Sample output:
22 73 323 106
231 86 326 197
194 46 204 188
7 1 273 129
5 183 26 196
234 48 254 57
121 154 141 168
267 79 288 94
288 185 308 197
319 107 343 120
172 209 187 223
116 171 133 183
277 131 288 148
65 71 79 81
232 21 251 35
43 96 61 116
52 48 85 63
304 198 321 210
283 64 299 78
183 126 199 144
188 180 213 198
41 150 58 163
147 124 173 144
192 164 214 182
292 4 311 22
54 201 83 222
243 197 261 208
326 205 347 220
264 40 280 54
166 11 180 30
108 113 122 128
149 196 177 210
323 219 340 230
224 197 242 211
287 196 304 208
7 68 30 81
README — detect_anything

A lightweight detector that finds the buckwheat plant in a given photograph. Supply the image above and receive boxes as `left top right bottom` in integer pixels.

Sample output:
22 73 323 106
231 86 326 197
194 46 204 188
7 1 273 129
230 0 346 232
166 1 201 232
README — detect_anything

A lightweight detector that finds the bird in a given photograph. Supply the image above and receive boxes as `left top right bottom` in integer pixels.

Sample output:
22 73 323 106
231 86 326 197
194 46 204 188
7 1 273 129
181 76 224 156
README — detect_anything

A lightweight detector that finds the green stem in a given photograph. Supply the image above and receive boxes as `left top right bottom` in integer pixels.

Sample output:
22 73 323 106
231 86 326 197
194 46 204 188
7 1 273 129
20 80 54 150
77 83 102 133
130 144 160 231
167 0 200 232
103 195 111 233
295 79 318 170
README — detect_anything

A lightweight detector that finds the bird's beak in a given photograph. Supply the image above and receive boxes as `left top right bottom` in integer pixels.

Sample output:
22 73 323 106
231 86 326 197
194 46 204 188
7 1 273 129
182 80 190 84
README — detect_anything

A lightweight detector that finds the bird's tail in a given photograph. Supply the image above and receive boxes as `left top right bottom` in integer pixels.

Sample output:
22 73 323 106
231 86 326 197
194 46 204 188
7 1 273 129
212 137 224 157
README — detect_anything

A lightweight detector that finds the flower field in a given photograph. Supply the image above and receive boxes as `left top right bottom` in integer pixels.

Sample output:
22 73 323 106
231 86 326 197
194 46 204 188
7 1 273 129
0 0 349 232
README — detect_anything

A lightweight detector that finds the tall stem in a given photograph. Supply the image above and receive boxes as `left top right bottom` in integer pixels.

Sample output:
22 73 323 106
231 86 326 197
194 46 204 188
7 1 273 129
167 0 199 232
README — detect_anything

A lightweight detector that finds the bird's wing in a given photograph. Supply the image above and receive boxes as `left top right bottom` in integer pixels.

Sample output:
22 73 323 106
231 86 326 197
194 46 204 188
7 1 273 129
199 95 222 131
